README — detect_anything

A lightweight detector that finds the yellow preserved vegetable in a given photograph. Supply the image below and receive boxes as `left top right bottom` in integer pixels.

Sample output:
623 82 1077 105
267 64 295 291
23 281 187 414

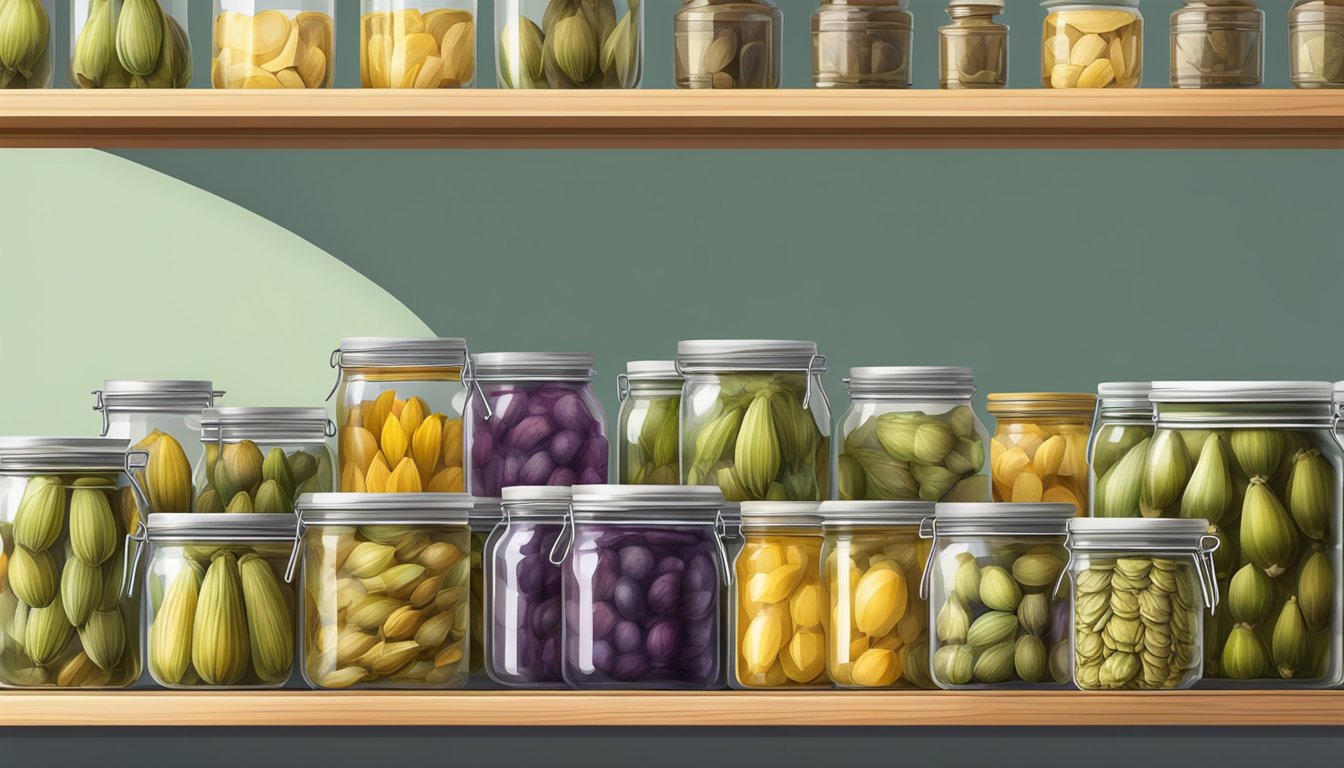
734 530 829 688
1042 2 1142 88
987 394 1096 516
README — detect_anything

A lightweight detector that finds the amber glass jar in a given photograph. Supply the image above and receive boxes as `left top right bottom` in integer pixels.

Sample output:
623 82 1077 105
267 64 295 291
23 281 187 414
675 0 782 89
813 0 912 88
940 0 1007 88
1171 1 1262 88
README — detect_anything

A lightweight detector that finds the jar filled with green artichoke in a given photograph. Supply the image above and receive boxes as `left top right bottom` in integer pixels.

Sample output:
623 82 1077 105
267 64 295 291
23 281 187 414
1290 0 1344 88
497 0 642 88
0 0 52 88
940 0 1006 88
1170 1 1262 88
617 361 682 486
675 0 781 89
70 0 191 88
195 408 335 516
1089 382 1154 516
813 0 912 88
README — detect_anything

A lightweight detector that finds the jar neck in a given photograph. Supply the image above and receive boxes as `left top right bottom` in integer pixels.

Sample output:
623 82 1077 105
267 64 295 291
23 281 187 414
947 5 1002 21
627 381 682 397
1153 402 1333 430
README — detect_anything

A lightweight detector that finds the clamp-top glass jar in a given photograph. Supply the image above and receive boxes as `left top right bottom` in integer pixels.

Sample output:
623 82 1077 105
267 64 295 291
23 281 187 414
196 407 334 515
70 0 191 88
940 0 1007 89
1089 382 1153 517
1042 0 1142 88
1291 1 1344 88
496 0 642 89
678 340 830 503
212 0 335 89
675 0 782 89
332 337 470 494
0 0 52 88
467 496 500 681
1170 1 1262 88
836 367 990 504
813 0 913 88
988 393 1096 515
360 1 476 88
617 361 682 486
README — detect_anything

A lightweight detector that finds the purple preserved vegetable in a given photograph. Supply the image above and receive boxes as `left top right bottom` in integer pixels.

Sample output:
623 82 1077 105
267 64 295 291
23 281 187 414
685 618 714 651
503 451 526 487
547 467 578 486
592 641 616 675
645 618 683 668
542 634 562 680
471 431 495 468
592 601 618 639
593 550 620 601
549 430 584 467
518 452 556 486
614 577 649 621
469 380 606 495
677 648 717 683
578 436 609 472
613 620 644 654
685 554 715 593
492 390 528 431
611 653 651 682
487 521 565 688
618 545 655 582
647 572 683 615
517 555 546 595
655 557 686 576
553 394 594 432
511 415 555 453
579 468 606 485
678 590 714 621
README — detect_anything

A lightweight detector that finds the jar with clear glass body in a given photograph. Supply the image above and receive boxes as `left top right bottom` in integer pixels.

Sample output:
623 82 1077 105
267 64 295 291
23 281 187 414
921 502 1074 689
1291 1 1344 88
132 513 297 688
0 0 52 88
293 493 474 689
1089 383 1153 518
988 393 1096 515
0 438 143 688
1126 382 1343 687
813 0 912 88
1065 518 1219 690
360 0 475 88
195 408 335 515
496 0 641 89
1042 0 1142 88
836 367 990 504
466 353 608 497
821 500 934 689
555 485 728 689
212 0 335 88
678 340 830 503
617 361 682 486
940 0 1007 88
70 0 190 87
675 0 781 89
1170 1 1262 88
468 496 499 681
333 338 469 494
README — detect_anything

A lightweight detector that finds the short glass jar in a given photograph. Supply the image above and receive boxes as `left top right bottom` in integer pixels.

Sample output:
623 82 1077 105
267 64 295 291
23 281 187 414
813 0 912 88
360 1 475 88
0 0 52 88
1088 383 1154 518
293 493 475 690
821 500 934 689
836 367 990 504
617 361 682 486
467 496 500 681
1064 518 1219 690
556 485 729 689
212 0 335 89
332 337 469 494
1042 0 1142 88
70 0 190 88
678 340 830 503
921 502 1075 689
1170 1 1262 88
497 0 642 88
940 0 1007 89
988 393 1097 515
675 0 782 89
1290 0 1344 88
195 407 335 515
133 513 297 688
466 353 608 496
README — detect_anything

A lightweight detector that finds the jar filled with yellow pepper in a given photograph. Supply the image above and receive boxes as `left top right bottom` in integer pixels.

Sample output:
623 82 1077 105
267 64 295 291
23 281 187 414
988 393 1096 515
1042 0 1142 88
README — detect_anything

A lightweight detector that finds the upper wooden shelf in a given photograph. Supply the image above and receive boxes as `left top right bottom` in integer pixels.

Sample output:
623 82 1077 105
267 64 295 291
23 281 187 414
3 90 1344 149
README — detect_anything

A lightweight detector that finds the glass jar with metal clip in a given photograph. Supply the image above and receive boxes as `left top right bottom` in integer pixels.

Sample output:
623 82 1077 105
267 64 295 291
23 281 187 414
195 407 335 515
1088 382 1153 518
617 361 683 486
467 495 500 682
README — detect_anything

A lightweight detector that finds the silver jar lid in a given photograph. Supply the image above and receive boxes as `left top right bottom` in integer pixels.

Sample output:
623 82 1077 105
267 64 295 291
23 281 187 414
502 486 572 521
624 360 681 381
740 501 821 529
94 379 221 412
1043 0 1137 7
950 0 1003 8
0 437 130 473
676 340 823 373
1097 382 1153 419
1066 517 1211 551
818 500 934 527
200 407 333 443
930 502 1076 535
570 484 724 521
144 513 297 542
295 492 475 526
471 496 503 529
1150 381 1334 404
844 367 975 399
472 352 596 381
335 337 468 368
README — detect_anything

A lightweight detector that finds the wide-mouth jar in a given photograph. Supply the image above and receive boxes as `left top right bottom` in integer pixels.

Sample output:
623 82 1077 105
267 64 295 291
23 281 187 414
497 0 642 89
675 0 782 89
1042 0 1142 88
360 1 476 88
1170 1 1262 88
813 0 913 89
617 361 683 486
70 0 191 88
212 0 335 89
940 0 1008 89
196 407 334 514
988 393 1097 515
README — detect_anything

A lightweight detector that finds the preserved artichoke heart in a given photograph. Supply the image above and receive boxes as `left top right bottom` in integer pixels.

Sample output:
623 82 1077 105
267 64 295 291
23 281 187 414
502 0 639 89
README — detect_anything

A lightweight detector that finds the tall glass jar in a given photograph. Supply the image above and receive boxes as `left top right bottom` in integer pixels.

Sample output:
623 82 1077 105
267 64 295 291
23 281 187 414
1290 0 1344 88
293 493 475 689
675 0 781 89
1170 1 1262 88
70 0 190 88
196 408 335 515
360 0 475 88
1065 518 1219 690
1134 381 1343 687
332 337 469 494
466 353 608 497
617 361 682 486
835 367 989 504
1042 0 1142 88
555 485 728 689
821 500 933 689
468 496 500 682
813 0 913 88
496 0 642 89
940 0 1007 88
0 0 52 88
132 513 297 688
212 0 335 89
0 438 142 688
678 340 830 503
1089 383 1154 518
988 393 1096 515
921 502 1075 689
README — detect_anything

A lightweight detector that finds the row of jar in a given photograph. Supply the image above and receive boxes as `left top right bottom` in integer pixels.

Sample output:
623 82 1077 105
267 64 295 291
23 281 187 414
5 1 1343 91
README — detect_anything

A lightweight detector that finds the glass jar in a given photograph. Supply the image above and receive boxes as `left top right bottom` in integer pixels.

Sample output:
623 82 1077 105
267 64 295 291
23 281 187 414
332 337 470 494
1291 1 1344 88
467 496 499 681
1042 0 1142 88
0 0 52 88
69 0 190 88
293 493 474 689
988 393 1096 515
497 0 642 89
212 0 335 89
466 353 608 497
131 513 297 688
821 500 933 689
1064 518 1219 690
940 0 1007 88
1135 381 1343 687
196 407 335 515
836 367 990 504
0 438 142 688
360 0 475 88
1170 1 1262 88
617 361 682 486
813 0 912 88
556 485 728 689
678 340 830 503
921 502 1075 689
1089 383 1154 518
675 0 781 89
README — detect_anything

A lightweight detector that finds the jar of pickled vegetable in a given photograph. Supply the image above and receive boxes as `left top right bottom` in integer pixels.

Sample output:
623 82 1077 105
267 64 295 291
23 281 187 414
675 0 781 89
821 500 933 688
617 361 682 486
196 408 335 515
813 0 912 88
132 513 297 688
0 0 52 88
678 340 830 503
70 0 190 88
468 496 499 681
497 0 642 88
332 337 469 494
360 1 475 88
212 0 335 89
836 367 989 503
940 0 1007 88
988 393 1096 515
1042 0 1142 88
1290 0 1344 88
0 438 142 688
1170 1 1262 88
1089 382 1153 517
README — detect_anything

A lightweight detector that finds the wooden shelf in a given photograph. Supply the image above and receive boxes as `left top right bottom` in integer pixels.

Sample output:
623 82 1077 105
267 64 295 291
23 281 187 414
3 90 1344 149
1 690 1342 727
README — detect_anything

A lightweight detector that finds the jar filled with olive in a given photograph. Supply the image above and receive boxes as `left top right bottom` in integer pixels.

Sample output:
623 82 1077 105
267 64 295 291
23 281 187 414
616 361 682 486
940 0 1007 89
1170 1 1262 88
813 0 912 88
361 1 476 88
675 0 781 89
1042 0 1142 88
70 0 191 88
1290 1 1344 88
496 0 642 89
988 393 1096 515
